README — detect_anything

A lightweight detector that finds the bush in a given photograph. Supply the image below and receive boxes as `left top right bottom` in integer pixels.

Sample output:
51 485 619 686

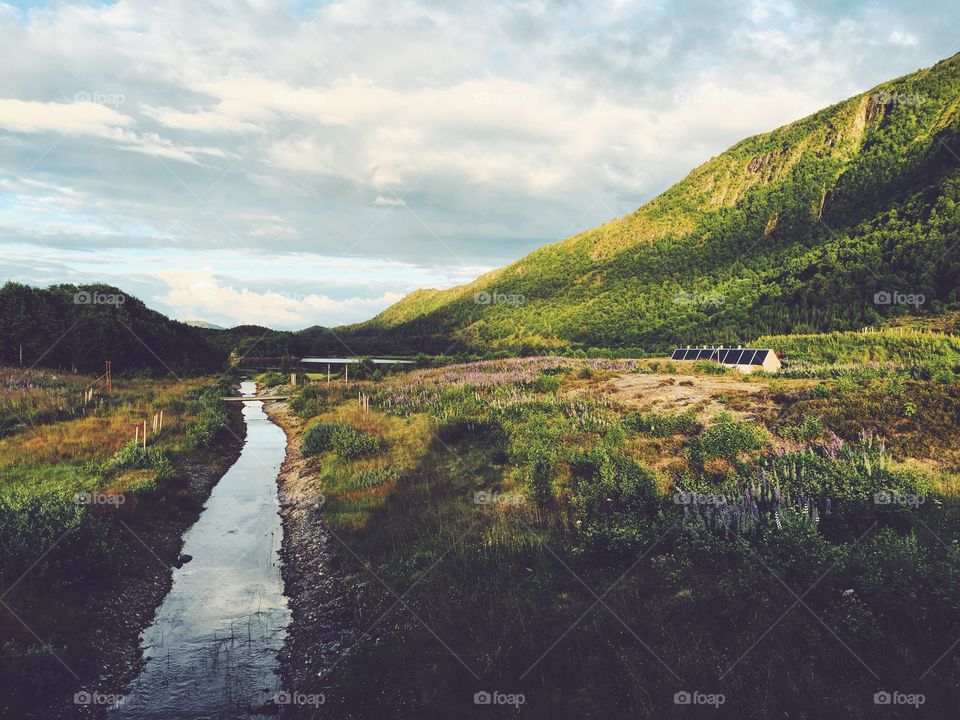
531 373 562 393
692 361 728 375
526 447 555 506
781 416 824 443
572 445 658 553
691 412 770 464
809 382 831 398
108 440 175 482
302 422 386 460
625 410 700 437
257 370 288 387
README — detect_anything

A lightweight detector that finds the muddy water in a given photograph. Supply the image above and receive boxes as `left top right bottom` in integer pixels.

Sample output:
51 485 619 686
111 381 290 719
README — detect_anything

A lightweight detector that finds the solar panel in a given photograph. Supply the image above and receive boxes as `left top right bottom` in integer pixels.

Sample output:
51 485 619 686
671 347 774 367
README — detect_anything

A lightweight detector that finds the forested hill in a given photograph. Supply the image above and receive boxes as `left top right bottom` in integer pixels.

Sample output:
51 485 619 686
0 282 231 374
337 53 960 355
0 282 351 374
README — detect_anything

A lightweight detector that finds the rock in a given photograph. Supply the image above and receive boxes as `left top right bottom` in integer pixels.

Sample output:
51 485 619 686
174 554 193 568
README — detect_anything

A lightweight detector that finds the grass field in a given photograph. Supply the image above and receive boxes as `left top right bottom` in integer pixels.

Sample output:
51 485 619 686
265 340 960 719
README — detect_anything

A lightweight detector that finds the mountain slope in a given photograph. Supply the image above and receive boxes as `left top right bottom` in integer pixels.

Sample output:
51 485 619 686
342 54 960 355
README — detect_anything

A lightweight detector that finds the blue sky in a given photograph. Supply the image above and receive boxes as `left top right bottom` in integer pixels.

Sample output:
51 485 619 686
1 0 958 328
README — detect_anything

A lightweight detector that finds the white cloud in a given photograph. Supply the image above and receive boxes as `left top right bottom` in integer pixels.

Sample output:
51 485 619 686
888 30 919 46
157 268 403 326
0 0 953 326
0 98 133 138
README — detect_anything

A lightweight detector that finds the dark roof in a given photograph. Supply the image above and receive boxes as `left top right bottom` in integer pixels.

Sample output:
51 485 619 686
671 348 773 366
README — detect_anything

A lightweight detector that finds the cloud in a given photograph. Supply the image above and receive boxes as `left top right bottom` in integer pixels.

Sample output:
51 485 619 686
888 30 919 46
0 98 134 138
157 268 403 327
0 99 226 165
0 0 957 325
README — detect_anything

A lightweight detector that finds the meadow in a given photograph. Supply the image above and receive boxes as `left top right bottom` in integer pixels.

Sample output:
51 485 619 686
267 336 960 719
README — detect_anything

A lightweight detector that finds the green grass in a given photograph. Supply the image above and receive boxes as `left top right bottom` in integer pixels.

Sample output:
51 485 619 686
282 357 960 719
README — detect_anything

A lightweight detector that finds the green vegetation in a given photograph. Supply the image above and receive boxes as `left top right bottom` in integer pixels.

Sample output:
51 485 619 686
329 54 960 355
0 371 242 716
280 354 960 718
302 421 386 459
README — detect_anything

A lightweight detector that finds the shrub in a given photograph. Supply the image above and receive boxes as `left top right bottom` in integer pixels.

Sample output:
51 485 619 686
571 445 658 553
625 410 700 437
302 422 386 460
302 422 336 454
526 446 555 506
691 412 770 464
782 416 824 443
531 373 562 393
692 361 728 375
257 370 288 387
809 382 831 399
108 440 175 482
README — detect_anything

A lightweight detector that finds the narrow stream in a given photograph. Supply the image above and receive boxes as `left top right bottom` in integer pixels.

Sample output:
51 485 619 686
111 381 290 719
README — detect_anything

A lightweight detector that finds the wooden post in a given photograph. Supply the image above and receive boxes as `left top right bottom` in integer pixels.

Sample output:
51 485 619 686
143 420 147 449
327 364 330 383
290 372 297 386
159 410 163 433
344 364 348 383
135 425 139 444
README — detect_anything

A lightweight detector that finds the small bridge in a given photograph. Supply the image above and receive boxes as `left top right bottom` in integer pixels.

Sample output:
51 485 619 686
221 395 289 402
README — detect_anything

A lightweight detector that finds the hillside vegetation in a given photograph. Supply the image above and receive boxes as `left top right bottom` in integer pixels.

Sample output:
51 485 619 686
338 54 960 355
268 352 960 719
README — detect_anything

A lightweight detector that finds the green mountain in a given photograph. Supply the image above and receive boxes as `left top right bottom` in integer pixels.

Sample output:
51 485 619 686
340 54 960 355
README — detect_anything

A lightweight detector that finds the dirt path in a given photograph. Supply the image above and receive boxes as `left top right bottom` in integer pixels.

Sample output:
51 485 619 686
602 372 768 420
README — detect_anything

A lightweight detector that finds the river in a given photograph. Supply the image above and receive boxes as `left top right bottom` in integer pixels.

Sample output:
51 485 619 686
110 380 290 719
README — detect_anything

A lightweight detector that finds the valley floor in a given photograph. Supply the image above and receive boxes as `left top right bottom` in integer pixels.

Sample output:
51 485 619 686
256 347 960 719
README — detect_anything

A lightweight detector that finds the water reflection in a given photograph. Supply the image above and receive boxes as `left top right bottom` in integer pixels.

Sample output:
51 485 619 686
111 381 290 719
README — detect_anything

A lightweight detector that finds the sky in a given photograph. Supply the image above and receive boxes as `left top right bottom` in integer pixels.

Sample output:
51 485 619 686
1 0 958 329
